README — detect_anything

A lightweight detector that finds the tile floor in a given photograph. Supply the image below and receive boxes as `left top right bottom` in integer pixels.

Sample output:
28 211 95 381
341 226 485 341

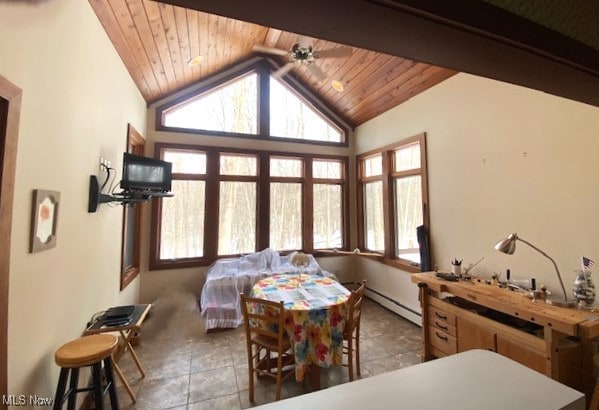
114 288 422 409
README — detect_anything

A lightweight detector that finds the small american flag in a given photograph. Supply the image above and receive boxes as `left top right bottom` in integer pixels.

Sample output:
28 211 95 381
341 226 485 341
582 256 595 271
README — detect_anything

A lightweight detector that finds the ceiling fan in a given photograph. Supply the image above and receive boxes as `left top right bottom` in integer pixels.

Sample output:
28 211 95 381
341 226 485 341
253 42 353 82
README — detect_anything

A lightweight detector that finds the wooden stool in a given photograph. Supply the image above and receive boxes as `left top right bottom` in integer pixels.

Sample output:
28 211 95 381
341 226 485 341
53 334 119 410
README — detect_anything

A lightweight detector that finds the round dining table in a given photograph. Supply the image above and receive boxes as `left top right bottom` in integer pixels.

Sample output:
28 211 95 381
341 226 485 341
250 273 351 385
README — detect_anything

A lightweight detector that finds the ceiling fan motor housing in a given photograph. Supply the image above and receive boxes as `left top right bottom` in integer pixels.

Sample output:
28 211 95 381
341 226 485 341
291 43 314 62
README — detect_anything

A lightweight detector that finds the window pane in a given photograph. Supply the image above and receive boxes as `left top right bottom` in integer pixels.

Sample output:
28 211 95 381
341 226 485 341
270 183 302 251
160 180 205 259
394 143 421 172
395 176 422 263
220 154 257 176
163 73 258 134
163 150 206 174
313 184 342 249
218 181 256 255
270 157 302 177
313 160 342 179
270 77 342 143
363 155 382 177
364 181 384 252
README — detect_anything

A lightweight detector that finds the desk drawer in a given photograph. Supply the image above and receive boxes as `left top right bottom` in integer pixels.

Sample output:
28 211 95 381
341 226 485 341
428 306 456 326
429 326 457 355
428 313 457 338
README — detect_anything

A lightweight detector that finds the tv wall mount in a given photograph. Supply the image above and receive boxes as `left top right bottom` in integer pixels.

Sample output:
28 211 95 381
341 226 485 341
87 175 172 212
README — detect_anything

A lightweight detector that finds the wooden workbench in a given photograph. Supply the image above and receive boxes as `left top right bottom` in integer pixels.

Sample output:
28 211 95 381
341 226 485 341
411 272 599 405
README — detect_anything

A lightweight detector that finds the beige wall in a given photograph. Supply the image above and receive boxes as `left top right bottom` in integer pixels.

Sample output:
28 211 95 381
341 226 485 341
0 0 146 399
355 73 599 316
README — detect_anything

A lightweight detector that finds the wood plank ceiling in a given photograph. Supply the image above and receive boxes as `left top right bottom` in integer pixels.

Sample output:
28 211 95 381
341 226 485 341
89 0 457 127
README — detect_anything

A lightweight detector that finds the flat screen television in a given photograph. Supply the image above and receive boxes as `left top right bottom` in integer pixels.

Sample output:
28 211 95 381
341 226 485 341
121 153 172 193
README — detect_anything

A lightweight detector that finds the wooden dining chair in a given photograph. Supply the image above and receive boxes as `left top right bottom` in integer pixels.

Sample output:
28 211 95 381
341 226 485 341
240 293 295 402
343 279 367 381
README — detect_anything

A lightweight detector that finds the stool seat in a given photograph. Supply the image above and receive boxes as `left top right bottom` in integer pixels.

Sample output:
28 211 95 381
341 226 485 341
55 334 118 368
53 334 120 409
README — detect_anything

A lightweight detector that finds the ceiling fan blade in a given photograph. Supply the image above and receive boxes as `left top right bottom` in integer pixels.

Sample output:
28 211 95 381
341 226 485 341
313 46 353 59
253 44 289 56
272 62 297 79
306 63 327 82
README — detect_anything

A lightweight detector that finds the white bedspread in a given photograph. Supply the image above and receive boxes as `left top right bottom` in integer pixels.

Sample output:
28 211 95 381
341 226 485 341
199 248 334 330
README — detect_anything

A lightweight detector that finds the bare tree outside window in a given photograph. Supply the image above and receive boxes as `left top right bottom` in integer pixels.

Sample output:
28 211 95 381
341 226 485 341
160 180 205 259
219 181 256 255
270 182 302 250
270 78 342 143
163 73 258 134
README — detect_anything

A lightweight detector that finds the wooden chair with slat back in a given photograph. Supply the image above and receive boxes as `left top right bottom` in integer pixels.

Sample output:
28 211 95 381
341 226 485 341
240 293 295 402
343 280 366 381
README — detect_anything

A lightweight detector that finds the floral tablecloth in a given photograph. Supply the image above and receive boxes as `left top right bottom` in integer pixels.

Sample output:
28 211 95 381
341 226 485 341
250 273 351 382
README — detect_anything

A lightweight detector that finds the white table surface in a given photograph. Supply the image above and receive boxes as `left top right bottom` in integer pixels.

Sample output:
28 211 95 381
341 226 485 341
253 349 585 410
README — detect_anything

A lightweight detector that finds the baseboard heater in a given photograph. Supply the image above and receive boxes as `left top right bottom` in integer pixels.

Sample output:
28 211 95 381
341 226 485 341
342 281 422 326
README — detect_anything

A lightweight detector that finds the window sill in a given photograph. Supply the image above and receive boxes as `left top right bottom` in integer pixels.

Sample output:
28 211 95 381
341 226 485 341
381 258 421 273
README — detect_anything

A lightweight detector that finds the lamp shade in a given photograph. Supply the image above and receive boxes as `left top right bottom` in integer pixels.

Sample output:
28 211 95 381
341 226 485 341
494 233 517 254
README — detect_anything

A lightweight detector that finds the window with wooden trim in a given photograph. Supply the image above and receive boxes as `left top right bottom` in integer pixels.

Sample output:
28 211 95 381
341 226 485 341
151 143 349 269
312 159 344 249
156 61 347 146
357 133 428 271
160 149 206 260
269 156 303 251
218 153 258 255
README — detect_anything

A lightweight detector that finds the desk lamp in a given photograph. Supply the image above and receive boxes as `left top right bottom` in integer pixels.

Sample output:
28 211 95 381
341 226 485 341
494 233 575 307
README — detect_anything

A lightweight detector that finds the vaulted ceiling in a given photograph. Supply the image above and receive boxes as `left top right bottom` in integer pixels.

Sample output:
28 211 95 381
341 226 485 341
89 0 457 128
90 0 599 129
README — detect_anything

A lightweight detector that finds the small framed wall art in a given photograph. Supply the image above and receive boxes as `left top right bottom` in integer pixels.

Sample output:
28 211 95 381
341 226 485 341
30 189 60 253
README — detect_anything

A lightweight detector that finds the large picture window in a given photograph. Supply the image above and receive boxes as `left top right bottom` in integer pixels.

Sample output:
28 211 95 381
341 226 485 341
357 133 428 271
156 61 347 146
150 144 349 269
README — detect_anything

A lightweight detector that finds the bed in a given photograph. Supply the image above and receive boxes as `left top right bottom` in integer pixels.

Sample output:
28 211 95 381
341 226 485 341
199 248 335 331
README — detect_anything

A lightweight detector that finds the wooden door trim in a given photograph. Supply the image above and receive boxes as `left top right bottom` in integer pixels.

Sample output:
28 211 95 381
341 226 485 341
0 74 21 403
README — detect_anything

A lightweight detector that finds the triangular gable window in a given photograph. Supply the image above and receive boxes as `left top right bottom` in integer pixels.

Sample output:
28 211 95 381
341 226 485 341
270 77 342 143
156 60 347 145
163 72 258 134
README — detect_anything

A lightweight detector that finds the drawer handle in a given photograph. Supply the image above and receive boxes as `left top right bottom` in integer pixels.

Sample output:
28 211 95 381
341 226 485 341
435 321 448 330
435 331 448 342
434 311 448 320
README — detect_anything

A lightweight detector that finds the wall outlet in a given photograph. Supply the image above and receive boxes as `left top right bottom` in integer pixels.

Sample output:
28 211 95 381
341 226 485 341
99 156 112 173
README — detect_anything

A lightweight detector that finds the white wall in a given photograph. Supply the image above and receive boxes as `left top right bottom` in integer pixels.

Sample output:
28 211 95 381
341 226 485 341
0 0 146 399
355 73 599 317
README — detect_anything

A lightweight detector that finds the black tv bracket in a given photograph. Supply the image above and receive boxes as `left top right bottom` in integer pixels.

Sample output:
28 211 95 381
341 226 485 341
88 175 172 212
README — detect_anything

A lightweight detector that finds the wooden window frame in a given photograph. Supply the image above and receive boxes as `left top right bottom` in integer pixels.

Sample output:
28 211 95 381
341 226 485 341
0 73 21 403
120 124 145 290
155 60 349 147
312 159 347 251
356 133 429 273
150 142 349 270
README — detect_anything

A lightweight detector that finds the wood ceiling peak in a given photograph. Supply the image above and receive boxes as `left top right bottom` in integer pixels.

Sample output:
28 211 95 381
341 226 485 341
89 0 457 127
